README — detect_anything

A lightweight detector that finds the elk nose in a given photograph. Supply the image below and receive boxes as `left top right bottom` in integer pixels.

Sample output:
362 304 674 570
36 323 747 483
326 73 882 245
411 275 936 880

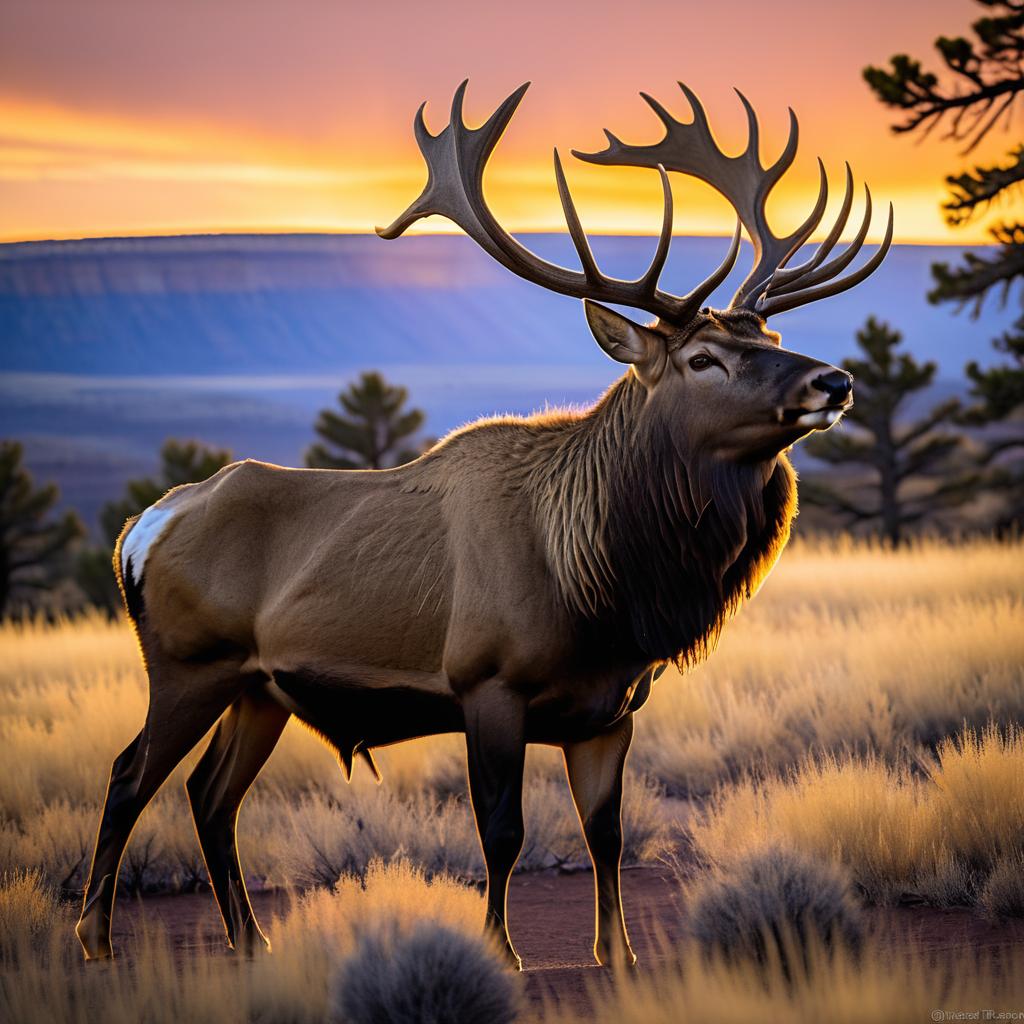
811 370 853 406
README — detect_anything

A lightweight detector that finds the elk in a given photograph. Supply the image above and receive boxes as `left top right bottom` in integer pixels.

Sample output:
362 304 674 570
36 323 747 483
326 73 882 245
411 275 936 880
76 81 892 969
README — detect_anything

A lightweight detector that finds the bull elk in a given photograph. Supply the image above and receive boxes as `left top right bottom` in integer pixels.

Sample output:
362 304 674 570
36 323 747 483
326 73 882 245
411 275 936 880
76 81 892 968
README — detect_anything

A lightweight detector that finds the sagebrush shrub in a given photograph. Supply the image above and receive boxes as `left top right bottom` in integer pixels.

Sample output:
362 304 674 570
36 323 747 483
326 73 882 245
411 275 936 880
329 921 520 1024
981 854 1024 921
686 846 863 977
0 869 63 963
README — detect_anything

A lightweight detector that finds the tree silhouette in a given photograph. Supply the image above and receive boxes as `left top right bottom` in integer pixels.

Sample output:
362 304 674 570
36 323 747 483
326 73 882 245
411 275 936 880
0 441 83 617
864 1 1023 529
306 372 426 470
961 314 1024 529
865 2 1023 310
77 439 232 614
801 319 976 546
964 313 1024 422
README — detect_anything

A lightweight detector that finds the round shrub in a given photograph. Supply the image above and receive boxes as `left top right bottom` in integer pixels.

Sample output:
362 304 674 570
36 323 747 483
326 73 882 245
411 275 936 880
686 846 863 977
0 869 62 963
981 854 1024 921
329 922 520 1024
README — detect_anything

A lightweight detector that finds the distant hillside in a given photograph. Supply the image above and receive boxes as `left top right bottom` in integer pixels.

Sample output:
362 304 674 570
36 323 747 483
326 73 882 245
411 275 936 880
0 232 1008 375
0 233 1011 532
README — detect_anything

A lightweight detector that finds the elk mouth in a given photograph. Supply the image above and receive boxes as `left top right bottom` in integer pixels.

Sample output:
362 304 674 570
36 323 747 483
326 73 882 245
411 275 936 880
780 403 851 430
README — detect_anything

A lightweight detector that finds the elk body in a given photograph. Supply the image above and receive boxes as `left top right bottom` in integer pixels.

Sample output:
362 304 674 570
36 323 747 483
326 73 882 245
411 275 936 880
76 82 891 968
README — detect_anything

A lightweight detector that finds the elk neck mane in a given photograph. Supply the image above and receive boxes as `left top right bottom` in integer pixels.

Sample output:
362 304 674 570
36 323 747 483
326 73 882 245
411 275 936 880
515 371 797 667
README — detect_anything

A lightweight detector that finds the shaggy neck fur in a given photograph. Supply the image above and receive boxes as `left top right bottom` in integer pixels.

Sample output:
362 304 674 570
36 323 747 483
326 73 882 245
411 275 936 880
525 372 797 667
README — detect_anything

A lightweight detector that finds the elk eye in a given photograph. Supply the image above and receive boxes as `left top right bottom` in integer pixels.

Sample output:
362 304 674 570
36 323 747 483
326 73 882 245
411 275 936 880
688 354 714 371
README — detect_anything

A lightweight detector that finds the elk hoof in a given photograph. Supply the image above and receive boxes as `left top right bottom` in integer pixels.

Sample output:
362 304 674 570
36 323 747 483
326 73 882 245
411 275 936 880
230 927 272 957
499 941 523 972
75 917 113 961
595 942 637 970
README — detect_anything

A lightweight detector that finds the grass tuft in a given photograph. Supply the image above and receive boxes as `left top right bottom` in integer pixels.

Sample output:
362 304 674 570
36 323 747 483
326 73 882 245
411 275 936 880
0 869 61 964
689 725 1024 910
980 853 1024 921
685 846 863 977
329 922 520 1024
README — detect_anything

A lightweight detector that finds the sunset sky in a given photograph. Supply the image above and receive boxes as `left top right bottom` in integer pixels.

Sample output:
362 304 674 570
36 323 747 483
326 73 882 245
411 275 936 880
0 0 1014 244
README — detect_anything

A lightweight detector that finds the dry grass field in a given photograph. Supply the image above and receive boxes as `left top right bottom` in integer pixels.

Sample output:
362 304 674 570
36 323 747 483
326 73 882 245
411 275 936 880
1 535 1022 1021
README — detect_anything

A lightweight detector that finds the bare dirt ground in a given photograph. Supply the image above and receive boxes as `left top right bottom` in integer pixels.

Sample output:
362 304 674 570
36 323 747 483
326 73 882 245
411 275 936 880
112 866 1024 1017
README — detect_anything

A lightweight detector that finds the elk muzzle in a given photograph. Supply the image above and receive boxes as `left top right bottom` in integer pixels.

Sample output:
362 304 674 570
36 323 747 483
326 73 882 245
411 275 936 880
780 366 854 430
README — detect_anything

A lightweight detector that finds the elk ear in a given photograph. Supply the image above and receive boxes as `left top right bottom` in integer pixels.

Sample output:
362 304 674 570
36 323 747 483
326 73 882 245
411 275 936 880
583 300 666 383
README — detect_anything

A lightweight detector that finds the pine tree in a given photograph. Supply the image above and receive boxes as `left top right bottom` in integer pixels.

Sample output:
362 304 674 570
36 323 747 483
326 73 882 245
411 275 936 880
0 441 83 617
801 319 977 546
77 439 232 614
306 372 426 470
965 313 1024 421
960 313 1024 529
864 1 1023 527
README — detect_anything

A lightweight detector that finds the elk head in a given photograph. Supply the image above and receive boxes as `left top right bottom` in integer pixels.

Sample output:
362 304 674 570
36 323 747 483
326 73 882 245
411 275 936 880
378 81 893 464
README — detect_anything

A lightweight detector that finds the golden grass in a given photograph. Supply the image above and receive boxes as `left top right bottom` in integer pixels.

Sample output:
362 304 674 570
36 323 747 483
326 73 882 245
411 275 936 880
0 617 668 891
0 536 1019 895
544 937 1024 1024
690 725 1024 907
634 535 1024 794
2 538 1023 1019
5 865 1020 1024
0 860 505 1024
0 870 55 962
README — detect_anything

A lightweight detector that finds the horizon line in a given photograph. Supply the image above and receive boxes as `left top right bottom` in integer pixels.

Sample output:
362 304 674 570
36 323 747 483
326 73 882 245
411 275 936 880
0 227 985 249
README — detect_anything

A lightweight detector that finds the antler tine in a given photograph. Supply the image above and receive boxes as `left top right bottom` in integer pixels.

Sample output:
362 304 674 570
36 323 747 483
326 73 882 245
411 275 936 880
378 81 739 327
680 218 743 310
675 81 712 131
376 79 533 253
553 148 602 283
771 163 855 288
756 203 894 317
734 89 762 169
640 91 682 132
573 84 898 318
768 182 873 298
637 164 674 295
737 91 800 188
574 83 832 311
379 81 890 327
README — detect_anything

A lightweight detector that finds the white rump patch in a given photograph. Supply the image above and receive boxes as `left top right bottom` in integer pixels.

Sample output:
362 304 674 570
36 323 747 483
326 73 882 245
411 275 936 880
121 505 177 584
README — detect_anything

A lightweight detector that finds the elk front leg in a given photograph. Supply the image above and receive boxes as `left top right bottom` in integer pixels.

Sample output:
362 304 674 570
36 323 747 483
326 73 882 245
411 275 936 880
563 712 636 968
462 682 527 970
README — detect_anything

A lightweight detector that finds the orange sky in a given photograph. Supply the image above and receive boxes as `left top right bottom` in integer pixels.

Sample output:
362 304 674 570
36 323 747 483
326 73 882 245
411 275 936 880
0 0 1015 244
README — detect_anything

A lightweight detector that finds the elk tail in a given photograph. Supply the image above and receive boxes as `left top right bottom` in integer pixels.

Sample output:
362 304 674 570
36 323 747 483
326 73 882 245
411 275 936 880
113 514 145 622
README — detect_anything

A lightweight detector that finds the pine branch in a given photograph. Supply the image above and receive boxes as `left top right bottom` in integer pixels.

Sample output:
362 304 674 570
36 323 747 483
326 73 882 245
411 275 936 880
802 429 877 467
895 398 962 450
864 4 1024 151
928 227 1024 313
897 434 963 480
798 478 878 520
943 145 1024 224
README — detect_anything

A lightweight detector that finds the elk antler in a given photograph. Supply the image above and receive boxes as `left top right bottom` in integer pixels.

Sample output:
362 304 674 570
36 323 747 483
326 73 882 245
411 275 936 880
574 83 894 317
377 81 741 328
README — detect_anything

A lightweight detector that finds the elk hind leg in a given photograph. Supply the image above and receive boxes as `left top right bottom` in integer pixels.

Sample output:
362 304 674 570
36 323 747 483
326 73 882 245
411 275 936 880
186 687 290 953
76 658 248 961
564 712 636 968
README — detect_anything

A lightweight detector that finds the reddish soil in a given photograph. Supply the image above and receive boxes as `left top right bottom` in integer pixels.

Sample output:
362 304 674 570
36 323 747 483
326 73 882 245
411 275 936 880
113 866 1024 1017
